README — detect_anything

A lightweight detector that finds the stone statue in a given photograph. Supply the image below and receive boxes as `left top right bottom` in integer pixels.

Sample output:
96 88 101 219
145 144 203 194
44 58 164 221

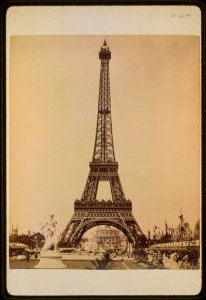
41 214 60 252
35 214 67 268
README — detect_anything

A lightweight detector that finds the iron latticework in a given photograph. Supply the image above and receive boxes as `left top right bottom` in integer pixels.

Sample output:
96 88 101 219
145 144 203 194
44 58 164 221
59 40 146 249
93 40 114 163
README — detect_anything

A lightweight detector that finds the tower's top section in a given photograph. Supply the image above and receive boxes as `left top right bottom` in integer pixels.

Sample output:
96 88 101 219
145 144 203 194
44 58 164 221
99 39 111 60
92 39 115 163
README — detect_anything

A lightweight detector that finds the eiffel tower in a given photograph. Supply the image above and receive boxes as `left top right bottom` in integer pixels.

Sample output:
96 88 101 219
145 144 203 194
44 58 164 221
59 39 146 250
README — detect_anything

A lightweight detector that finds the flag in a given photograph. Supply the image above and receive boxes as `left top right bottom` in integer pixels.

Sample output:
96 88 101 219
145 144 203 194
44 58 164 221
165 221 168 234
179 214 184 225
13 226 18 236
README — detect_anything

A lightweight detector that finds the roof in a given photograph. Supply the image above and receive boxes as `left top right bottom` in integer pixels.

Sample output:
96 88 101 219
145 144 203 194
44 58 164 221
9 242 28 248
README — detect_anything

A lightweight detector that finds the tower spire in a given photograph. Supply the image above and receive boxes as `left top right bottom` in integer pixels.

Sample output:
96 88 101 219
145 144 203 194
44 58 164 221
103 37 107 46
93 39 114 162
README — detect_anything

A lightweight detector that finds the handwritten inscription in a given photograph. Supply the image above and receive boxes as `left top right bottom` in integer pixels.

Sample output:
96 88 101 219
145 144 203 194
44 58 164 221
170 9 191 18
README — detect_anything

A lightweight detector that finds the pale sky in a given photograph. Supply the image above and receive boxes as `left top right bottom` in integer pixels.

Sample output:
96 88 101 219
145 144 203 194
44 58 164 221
9 35 200 236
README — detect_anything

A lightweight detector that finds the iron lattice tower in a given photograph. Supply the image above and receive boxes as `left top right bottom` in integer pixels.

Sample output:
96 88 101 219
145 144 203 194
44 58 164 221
59 40 146 249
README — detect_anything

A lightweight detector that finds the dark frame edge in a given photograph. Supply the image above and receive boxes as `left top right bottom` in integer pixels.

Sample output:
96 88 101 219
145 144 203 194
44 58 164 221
0 0 205 299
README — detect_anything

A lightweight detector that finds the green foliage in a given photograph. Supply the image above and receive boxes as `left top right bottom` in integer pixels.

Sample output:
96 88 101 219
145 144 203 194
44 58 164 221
193 220 200 240
149 249 164 269
134 248 148 263
178 247 200 269
92 251 114 270
9 232 45 249
24 251 32 262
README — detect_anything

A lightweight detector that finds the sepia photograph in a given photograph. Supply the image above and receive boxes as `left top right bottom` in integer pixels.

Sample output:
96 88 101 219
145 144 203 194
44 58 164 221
6 5 202 296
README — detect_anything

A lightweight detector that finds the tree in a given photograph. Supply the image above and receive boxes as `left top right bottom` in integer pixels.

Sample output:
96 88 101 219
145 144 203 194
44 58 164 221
183 222 193 241
193 220 200 240
134 248 148 263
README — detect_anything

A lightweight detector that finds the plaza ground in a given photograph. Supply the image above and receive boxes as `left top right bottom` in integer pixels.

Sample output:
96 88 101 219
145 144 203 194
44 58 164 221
9 256 150 270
